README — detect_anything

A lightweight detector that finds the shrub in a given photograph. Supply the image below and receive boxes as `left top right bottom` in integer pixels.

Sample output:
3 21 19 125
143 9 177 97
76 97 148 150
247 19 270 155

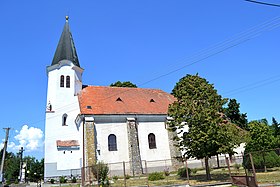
71 176 77 183
164 167 170 176
59 176 67 183
50 178 55 184
14 179 19 184
191 168 198 174
177 167 191 178
148 172 165 181
234 164 241 170
125 174 130 179
91 162 109 186
112 175 118 180
243 151 280 169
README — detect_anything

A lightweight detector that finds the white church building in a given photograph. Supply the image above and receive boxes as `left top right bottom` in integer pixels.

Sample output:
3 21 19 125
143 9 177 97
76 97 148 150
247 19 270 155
44 17 181 179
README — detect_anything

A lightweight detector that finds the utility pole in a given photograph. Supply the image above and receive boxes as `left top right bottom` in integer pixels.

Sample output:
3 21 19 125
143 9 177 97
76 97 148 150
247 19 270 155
18 147 24 183
0 127 11 183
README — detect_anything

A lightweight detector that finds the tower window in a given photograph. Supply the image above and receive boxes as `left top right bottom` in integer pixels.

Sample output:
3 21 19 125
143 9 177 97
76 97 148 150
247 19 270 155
108 134 117 151
62 113 68 126
148 133 156 149
66 76 70 88
60 75 64 87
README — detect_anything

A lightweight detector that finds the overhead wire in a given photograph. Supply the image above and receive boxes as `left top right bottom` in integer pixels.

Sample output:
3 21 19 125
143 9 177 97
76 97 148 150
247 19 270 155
6 15 280 130
223 74 280 96
245 0 280 7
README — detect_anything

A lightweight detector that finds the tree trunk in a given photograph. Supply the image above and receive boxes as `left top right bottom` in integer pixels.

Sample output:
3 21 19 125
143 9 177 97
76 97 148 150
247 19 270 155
216 155 220 168
262 152 267 172
205 157 211 180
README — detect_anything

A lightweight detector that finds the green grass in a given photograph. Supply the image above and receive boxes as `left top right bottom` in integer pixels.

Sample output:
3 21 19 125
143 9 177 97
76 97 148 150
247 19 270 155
256 169 280 183
51 167 280 187
110 167 280 186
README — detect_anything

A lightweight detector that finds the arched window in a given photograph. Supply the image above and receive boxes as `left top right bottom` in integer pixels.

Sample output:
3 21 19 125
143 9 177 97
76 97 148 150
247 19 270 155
62 113 68 126
108 134 117 151
60 75 64 87
66 76 70 88
148 133 156 149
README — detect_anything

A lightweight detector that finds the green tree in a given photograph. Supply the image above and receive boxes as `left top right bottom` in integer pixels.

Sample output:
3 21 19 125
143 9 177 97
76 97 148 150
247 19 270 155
245 119 276 152
218 122 247 156
271 117 280 137
24 156 44 182
224 99 248 130
244 119 277 171
168 74 227 180
110 81 137 88
0 150 20 183
0 150 44 184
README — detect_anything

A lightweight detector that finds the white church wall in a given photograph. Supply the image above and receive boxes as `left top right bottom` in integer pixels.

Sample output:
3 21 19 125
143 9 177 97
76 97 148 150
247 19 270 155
138 121 171 162
95 122 130 165
45 61 83 178
45 103 82 177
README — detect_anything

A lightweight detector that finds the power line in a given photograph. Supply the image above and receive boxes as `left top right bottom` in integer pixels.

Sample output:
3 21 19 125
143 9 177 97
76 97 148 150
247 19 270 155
20 16 280 126
5 14 280 130
223 74 280 96
245 0 280 7
143 15 280 81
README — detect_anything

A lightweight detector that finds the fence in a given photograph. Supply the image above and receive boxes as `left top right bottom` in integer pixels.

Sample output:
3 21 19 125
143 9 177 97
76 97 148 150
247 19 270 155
81 156 241 186
45 150 280 186
229 148 280 187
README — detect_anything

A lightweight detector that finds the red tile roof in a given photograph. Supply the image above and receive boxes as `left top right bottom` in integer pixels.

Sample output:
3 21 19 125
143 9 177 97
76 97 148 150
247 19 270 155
56 140 79 147
78 86 175 115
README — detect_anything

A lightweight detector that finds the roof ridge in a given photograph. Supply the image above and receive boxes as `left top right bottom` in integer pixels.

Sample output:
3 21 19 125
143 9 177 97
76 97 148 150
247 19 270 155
85 85 165 91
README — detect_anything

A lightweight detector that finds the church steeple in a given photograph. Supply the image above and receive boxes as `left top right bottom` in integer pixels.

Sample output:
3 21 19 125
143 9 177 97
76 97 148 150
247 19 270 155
51 16 80 67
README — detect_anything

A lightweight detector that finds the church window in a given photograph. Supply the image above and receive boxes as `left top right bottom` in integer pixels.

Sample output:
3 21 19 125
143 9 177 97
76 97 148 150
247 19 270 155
60 75 64 87
108 134 117 151
148 133 156 149
62 113 68 126
66 76 70 88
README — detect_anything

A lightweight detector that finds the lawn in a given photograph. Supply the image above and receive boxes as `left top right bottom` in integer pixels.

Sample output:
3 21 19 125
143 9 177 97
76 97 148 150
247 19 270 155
110 167 280 186
50 167 280 187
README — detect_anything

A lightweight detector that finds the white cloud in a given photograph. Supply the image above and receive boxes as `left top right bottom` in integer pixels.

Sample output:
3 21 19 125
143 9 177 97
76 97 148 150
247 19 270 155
13 125 44 152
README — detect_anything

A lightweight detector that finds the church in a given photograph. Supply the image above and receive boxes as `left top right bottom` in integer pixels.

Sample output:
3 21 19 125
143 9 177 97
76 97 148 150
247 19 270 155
44 17 180 180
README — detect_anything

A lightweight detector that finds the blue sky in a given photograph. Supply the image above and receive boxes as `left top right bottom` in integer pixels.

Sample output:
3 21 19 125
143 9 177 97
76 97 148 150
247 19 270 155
1 0 280 159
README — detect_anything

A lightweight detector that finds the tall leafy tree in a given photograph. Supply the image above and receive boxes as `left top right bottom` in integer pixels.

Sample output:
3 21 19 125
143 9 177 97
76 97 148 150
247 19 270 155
168 74 227 180
0 150 20 183
224 99 248 130
24 156 44 182
271 117 280 148
110 81 137 88
271 117 280 137
245 119 275 152
0 150 44 184
244 119 277 171
218 121 247 156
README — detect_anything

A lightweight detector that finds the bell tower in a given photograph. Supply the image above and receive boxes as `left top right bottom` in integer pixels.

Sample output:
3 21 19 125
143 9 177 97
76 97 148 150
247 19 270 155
44 16 84 178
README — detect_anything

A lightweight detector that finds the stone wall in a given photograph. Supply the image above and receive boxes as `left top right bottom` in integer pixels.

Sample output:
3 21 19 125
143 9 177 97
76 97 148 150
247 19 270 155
85 121 96 166
127 119 143 175
166 120 183 169
84 120 96 183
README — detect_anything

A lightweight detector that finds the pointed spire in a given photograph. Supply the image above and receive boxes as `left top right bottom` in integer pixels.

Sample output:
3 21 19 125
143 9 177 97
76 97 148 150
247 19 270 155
51 16 80 67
